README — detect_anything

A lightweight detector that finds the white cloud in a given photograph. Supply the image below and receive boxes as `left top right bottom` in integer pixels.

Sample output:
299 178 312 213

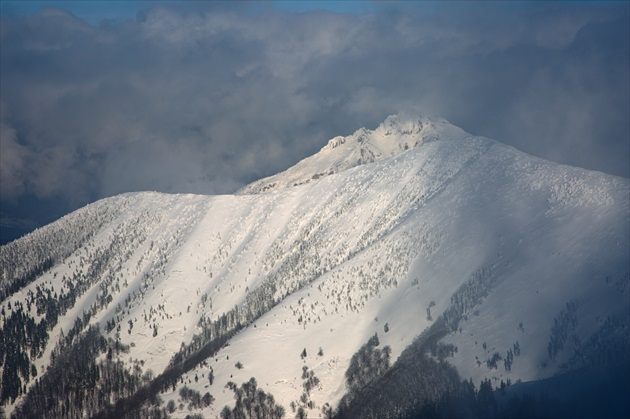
0 118 29 201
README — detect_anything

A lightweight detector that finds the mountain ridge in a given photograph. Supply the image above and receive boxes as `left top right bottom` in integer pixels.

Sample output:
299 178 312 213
238 114 468 194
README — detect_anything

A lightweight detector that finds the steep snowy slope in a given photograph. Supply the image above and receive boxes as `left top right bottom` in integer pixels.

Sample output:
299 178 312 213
1 115 628 418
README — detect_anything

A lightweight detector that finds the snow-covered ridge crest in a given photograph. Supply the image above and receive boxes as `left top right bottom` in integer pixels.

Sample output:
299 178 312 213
322 114 464 151
239 114 468 194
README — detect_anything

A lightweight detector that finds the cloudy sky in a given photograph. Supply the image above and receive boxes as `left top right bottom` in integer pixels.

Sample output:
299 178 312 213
1 1 628 244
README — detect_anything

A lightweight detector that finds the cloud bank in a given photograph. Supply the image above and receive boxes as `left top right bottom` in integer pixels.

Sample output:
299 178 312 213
1 2 628 231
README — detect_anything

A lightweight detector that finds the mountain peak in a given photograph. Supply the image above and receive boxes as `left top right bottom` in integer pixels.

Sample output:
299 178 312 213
378 113 447 136
240 114 468 194
321 114 453 151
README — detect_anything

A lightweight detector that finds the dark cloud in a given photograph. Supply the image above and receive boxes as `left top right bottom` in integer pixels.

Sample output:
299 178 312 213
1 2 628 243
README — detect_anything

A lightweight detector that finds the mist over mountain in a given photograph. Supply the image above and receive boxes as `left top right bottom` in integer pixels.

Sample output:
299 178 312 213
1 115 628 418
2 2 628 248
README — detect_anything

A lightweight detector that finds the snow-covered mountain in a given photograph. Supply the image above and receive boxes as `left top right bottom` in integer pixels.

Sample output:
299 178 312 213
1 115 628 418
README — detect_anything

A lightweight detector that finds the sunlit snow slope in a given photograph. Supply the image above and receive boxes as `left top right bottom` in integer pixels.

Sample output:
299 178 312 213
1 115 628 418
